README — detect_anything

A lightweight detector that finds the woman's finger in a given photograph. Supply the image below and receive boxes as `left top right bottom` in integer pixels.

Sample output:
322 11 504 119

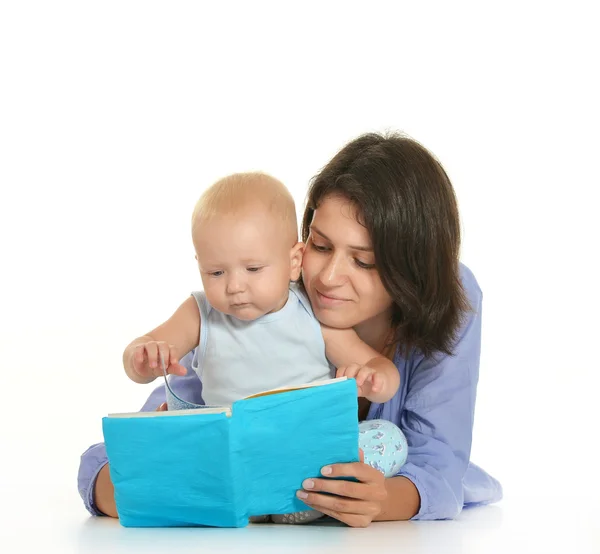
299 476 372 501
305 505 372 528
319 461 382 484
298 489 372 515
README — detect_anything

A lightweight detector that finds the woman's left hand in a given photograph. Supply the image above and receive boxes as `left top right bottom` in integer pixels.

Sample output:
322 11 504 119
297 450 387 527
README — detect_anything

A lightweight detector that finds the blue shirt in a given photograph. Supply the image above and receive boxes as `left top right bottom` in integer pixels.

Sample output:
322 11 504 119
78 263 502 520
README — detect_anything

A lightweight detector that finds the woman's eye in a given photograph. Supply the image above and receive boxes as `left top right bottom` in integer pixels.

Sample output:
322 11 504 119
354 259 375 270
247 267 263 272
311 242 329 252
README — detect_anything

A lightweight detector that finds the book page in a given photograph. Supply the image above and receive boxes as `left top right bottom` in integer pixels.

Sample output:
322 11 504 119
107 406 231 418
244 376 347 399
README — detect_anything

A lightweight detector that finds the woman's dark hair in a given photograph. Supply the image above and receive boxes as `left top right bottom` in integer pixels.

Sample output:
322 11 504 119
302 131 470 359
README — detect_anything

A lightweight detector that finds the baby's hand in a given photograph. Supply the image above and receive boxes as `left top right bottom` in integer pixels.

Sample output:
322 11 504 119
131 341 187 380
336 363 386 399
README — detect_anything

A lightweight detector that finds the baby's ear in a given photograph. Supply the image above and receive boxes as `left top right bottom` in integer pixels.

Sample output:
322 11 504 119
289 242 305 281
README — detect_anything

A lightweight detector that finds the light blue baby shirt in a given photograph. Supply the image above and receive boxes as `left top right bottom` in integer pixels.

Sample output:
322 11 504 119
191 283 333 405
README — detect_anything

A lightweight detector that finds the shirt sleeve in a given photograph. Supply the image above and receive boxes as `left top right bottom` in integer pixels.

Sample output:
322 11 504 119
397 266 482 520
77 351 203 516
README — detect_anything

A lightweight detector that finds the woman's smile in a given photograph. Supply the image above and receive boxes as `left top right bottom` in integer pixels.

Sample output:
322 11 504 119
315 289 350 307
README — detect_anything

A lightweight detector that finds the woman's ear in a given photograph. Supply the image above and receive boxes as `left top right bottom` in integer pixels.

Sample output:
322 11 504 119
289 242 305 281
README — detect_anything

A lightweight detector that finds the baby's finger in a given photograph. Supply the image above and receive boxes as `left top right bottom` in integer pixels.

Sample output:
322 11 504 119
132 346 152 377
133 345 146 370
168 345 177 365
156 343 171 373
346 363 363 379
167 362 187 376
168 345 181 369
145 342 159 369
336 366 348 378
370 372 384 393
355 366 374 386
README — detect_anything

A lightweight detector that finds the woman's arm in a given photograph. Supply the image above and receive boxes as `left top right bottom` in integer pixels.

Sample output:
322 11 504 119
376 476 420 521
94 464 117 517
396 267 483 520
77 351 202 517
300 266 487 524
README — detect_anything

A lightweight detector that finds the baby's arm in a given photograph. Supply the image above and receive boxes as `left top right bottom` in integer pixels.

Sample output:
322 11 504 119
123 296 200 384
321 326 400 403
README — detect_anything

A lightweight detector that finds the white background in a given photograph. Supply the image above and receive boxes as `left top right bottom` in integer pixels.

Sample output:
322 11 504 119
1 1 598 552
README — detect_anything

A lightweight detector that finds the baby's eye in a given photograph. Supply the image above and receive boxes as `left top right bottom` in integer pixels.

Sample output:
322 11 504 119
247 267 263 273
209 271 224 277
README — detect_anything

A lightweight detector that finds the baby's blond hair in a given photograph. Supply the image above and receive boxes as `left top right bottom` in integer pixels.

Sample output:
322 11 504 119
192 172 298 243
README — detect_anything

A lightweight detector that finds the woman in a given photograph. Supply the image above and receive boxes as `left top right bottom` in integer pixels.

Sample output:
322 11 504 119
79 132 502 527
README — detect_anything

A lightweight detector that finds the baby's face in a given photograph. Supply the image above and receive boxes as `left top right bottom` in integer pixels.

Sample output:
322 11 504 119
193 210 299 321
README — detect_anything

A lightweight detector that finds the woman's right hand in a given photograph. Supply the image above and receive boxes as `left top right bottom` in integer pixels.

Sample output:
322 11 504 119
131 341 187 380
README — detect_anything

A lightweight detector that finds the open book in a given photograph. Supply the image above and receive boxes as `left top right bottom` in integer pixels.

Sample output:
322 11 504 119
108 374 348 418
102 372 359 528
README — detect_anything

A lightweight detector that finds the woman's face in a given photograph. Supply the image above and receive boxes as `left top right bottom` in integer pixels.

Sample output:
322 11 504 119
302 195 394 333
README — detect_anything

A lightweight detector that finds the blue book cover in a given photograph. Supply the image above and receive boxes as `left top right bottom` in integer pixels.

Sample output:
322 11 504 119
102 377 359 527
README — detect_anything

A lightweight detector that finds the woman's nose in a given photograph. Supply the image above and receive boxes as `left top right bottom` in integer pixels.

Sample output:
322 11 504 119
320 254 347 285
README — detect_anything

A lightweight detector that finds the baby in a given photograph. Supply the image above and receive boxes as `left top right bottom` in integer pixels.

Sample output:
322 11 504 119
123 172 400 405
122 172 405 524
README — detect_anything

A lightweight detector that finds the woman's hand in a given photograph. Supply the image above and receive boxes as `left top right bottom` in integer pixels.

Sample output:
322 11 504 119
296 450 388 527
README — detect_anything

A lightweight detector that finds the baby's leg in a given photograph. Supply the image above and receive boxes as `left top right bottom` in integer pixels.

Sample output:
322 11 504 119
270 510 323 524
249 515 271 523
271 420 408 525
